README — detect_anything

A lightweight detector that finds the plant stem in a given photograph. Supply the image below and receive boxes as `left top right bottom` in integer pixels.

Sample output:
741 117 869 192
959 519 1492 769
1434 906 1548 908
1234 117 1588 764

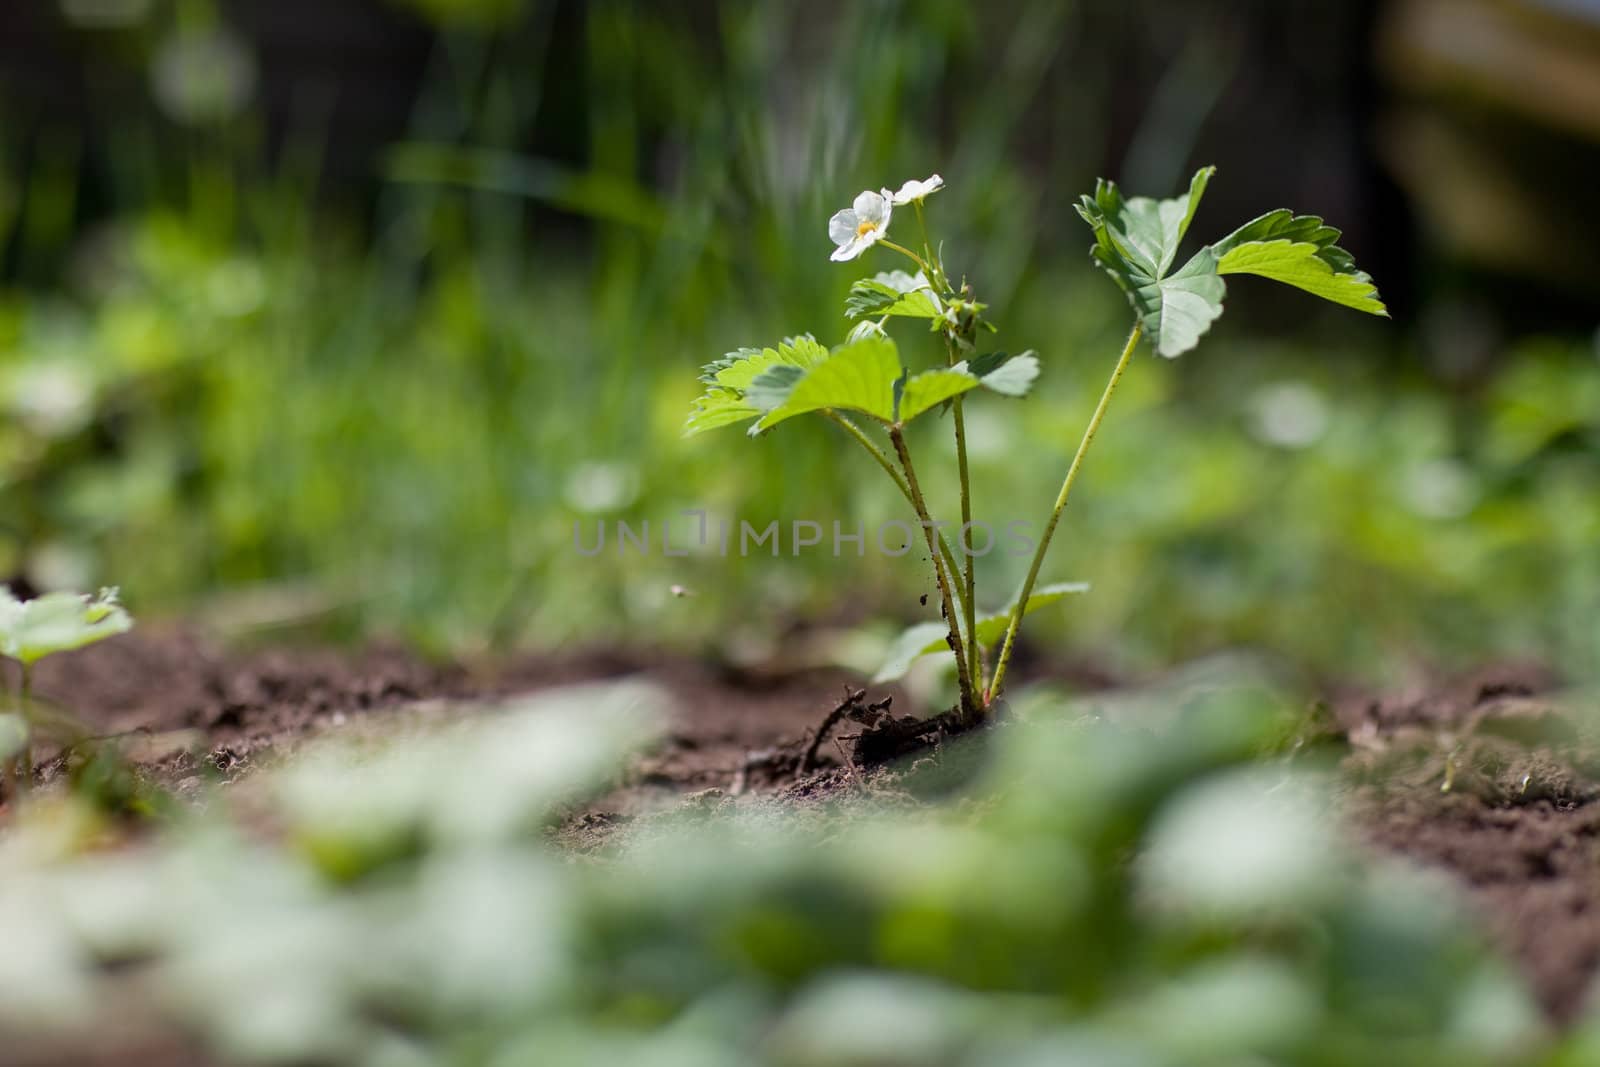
16 662 31 797
987 322 1142 700
890 426 979 721
952 396 980 696
824 411 966 609
0 665 11 803
912 202 946 290
878 239 929 274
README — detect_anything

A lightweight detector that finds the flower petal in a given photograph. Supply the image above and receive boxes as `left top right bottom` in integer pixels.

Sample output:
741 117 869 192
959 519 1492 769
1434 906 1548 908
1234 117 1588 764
890 174 944 205
828 209 859 248
853 190 890 227
831 227 885 262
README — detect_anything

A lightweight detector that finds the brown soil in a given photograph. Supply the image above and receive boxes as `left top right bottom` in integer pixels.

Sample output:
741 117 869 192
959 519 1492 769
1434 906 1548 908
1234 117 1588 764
10 626 884 815
10 631 1600 1022
1335 668 1600 1023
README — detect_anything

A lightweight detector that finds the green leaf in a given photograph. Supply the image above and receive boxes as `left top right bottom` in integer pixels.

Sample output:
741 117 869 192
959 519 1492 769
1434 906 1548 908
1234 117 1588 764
1175 166 1216 250
685 335 830 436
698 346 763 386
897 368 980 423
744 364 808 412
1134 249 1227 359
1076 166 1215 281
699 335 829 390
845 274 943 321
753 336 903 433
1211 209 1342 258
872 621 952 684
973 582 1091 647
1211 210 1387 317
684 389 760 437
1123 165 1214 275
0 587 134 666
844 281 898 319
967 351 1041 397
1076 168 1226 358
873 581 1089 682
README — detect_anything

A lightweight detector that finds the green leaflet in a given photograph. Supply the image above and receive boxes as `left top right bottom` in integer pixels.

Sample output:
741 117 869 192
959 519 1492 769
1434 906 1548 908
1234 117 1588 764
845 277 943 321
698 346 762 386
1129 249 1227 360
1118 166 1214 276
874 581 1090 682
1211 209 1345 258
684 335 829 437
967 351 1040 398
972 581 1091 647
873 621 954 685
1211 210 1387 317
753 336 903 431
683 389 760 437
698 335 829 390
897 367 981 423
1077 167 1224 358
1078 166 1215 283
891 353 1042 429
744 364 809 412
0 587 134 666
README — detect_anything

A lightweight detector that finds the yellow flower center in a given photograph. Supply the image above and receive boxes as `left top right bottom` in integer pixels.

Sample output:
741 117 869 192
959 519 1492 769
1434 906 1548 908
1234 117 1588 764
855 220 879 239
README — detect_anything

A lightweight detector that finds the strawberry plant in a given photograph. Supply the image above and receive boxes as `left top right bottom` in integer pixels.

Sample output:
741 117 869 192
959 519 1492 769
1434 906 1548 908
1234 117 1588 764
0 586 134 797
686 169 1385 723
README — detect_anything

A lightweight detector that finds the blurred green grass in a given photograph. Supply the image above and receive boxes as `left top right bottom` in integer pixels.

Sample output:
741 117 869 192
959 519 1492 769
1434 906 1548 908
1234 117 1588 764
0 0 1596 685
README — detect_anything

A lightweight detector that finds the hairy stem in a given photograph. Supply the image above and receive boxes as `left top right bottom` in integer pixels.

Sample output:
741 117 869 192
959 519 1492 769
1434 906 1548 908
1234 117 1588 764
951 397 980 698
878 239 929 275
825 411 967 610
936 297 980 709
16 662 31 797
912 202 946 291
890 426 979 721
1 665 11 803
988 323 1142 700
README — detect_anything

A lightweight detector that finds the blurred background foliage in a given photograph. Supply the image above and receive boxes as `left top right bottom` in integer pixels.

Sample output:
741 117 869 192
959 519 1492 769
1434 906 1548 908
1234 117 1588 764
0 0 1596 685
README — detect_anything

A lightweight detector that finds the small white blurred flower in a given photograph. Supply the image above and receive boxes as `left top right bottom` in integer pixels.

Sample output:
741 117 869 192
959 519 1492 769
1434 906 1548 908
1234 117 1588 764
151 26 257 125
1247 382 1328 450
564 461 638 514
828 190 893 262
888 174 944 205
10 363 93 437
1400 458 1479 520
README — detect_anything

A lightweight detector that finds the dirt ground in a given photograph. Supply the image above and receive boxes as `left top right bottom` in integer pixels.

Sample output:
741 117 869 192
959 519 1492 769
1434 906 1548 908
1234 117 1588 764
11 628 1600 1023
1335 669 1600 1023
15 627 882 815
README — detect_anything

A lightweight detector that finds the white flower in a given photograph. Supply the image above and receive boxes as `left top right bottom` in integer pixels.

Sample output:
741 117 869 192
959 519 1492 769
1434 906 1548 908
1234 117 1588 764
889 174 944 205
828 190 893 262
